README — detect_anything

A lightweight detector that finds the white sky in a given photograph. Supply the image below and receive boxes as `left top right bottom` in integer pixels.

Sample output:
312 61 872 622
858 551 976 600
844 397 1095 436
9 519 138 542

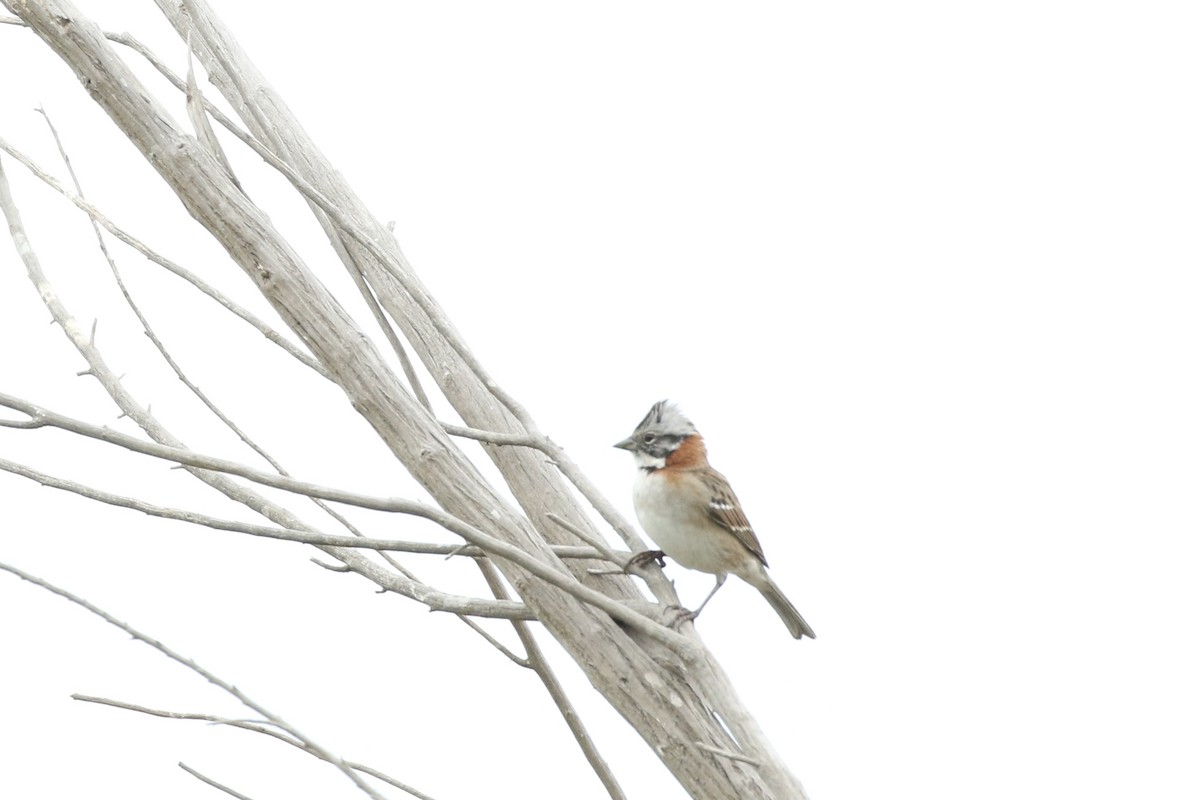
2 2 1199 799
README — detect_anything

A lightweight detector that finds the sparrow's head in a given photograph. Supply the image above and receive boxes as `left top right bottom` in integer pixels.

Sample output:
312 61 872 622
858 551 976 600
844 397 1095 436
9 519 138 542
614 400 698 469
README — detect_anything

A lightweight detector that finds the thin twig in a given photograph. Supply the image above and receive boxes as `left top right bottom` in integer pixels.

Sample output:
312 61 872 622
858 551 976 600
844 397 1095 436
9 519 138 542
106 7 659 609
178 763 258 800
35 109 426 578
441 424 542 448
0 456 604 560
170 8 659 604
175 6 470 422
73 695 290 736
0 456 533 618
546 513 627 565
477 560 628 800
442 423 653 564
183 32 240 190
0 394 687 650
323 212 434 412
0 135 328 378
0 164 522 619
12 4 653 600
311 559 353 573
191 7 432 412
0 562 389 800
23 14 435 413
452 612 529 668
349 764 440 800
12 13 654 583
72 695 439 800
9 16 681 644
693 742 764 767
0 168 530 621
37 108 283 473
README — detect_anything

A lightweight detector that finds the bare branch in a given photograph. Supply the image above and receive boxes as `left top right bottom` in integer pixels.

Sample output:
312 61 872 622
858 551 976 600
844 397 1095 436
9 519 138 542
33 109 433 585
546 513 629 566
185 11 493 421
0 155 537 621
0 415 42 429
16 0 677 656
0 457 534 619
0 563 388 800
477 560 627 800
325 223 435 412
348 765 439 800
443 425 674 603
0 455 602 558
0 136 327 378
130 3 665 647
0 399 679 643
14 9 648 618
34 109 285 473
453 612 530 669
442 424 542 448
18 11 436 416
7 15 434 412
0 186 519 616
3 3 812 794
73 696 439 800
441 423 663 570
73 695 289 734
0 17 257 164
311 559 353 573
178 764 258 800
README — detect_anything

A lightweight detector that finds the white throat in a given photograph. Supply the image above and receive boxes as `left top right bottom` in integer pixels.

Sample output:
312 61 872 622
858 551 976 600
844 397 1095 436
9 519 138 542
632 450 666 471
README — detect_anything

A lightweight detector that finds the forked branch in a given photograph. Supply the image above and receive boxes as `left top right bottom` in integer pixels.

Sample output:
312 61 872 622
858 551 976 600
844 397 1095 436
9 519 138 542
0 562 393 800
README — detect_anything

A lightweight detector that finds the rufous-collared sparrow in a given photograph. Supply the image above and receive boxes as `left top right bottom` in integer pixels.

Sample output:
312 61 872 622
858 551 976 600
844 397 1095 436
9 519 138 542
615 400 815 639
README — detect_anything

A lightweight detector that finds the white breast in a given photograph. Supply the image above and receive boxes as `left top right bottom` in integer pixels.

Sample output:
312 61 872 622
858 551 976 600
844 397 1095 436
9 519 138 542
632 470 734 574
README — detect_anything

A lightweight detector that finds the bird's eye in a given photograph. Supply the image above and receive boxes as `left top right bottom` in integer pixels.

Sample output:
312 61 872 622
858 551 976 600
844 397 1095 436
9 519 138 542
642 432 657 444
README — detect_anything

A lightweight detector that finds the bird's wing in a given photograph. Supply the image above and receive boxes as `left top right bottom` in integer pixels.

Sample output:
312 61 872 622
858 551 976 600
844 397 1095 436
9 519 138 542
696 467 768 565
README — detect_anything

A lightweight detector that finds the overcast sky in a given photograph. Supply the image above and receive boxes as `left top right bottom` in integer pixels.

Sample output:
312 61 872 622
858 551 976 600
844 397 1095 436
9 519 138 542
2 2 1198 799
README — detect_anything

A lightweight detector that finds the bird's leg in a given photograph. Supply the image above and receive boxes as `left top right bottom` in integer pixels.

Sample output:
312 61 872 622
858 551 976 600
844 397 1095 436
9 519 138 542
624 549 666 573
692 574 727 618
670 574 727 629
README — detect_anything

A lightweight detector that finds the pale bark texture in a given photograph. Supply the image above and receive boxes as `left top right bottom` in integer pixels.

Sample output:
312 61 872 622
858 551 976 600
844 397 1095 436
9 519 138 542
2 2 810 798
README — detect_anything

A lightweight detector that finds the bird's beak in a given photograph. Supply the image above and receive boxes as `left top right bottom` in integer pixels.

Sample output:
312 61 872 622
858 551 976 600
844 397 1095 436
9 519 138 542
613 436 637 451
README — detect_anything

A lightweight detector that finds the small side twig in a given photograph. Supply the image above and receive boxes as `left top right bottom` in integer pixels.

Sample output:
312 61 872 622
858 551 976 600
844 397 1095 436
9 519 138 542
441 424 542 448
693 741 764 767
545 512 626 566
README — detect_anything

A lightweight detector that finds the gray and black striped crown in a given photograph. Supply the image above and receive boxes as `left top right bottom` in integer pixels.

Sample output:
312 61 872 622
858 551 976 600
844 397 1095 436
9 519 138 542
615 400 697 458
635 400 695 437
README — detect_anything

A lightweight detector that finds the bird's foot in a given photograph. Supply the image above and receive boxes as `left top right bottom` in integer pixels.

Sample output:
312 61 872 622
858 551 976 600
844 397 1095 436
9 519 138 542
664 604 699 630
624 549 666 573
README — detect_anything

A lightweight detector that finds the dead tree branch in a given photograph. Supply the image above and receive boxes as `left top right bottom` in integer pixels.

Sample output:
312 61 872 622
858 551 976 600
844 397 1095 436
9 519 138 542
0 2 813 796
0 562 391 800
72 695 438 800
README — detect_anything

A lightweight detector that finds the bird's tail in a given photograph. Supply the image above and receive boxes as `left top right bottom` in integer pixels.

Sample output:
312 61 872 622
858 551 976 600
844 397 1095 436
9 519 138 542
757 577 816 640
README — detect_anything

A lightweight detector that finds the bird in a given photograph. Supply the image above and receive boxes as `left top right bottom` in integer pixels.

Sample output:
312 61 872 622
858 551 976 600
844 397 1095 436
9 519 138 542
615 400 816 639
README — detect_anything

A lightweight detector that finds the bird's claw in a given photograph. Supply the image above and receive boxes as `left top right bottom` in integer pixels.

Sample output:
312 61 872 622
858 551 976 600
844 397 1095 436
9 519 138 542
624 549 667 573
664 604 698 630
